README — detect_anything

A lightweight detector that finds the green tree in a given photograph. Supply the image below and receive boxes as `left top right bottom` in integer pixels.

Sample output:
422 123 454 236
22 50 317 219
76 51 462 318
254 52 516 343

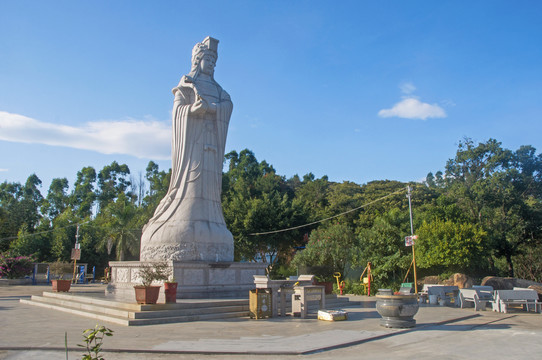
41 178 69 220
9 222 53 260
222 149 307 265
21 174 44 231
142 161 170 217
356 209 412 288
416 219 489 274
97 161 131 212
444 138 542 276
50 209 79 261
292 173 330 222
71 166 97 218
292 222 358 280
97 192 140 261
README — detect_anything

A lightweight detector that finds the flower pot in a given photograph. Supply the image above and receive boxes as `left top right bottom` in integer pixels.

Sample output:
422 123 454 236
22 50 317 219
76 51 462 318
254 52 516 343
375 293 419 328
52 279 71 292
164 282 178 304
134 286 161 304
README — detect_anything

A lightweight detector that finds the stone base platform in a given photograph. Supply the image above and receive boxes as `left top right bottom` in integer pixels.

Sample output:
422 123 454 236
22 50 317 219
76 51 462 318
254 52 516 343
107 261 267 301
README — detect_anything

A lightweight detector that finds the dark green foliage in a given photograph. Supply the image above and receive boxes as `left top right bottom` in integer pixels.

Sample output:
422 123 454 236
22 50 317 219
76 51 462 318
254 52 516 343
292 222 358 281
416 219 489 274
222 149 308 265
356 209 412 289
71 166 97 219
97 161 131 212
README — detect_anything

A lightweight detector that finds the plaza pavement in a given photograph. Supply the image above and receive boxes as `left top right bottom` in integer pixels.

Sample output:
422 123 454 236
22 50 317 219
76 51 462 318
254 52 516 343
1 284 541 359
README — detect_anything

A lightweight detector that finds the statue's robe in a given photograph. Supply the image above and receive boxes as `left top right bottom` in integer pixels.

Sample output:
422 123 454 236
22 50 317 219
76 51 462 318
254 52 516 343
140 75 234 261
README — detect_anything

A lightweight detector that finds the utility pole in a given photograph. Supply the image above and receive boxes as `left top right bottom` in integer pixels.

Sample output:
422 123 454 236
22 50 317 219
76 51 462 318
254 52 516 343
407 186 418 294
72 224 81 283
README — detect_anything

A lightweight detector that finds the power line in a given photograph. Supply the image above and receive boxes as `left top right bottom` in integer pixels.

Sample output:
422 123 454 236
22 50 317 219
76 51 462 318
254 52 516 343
0 223 78 242
249 186 408 236
0 222 143 242
1 187 410 241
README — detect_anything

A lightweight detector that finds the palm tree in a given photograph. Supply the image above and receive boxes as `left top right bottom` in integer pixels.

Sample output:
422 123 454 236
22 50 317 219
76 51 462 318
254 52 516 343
98 193 140 261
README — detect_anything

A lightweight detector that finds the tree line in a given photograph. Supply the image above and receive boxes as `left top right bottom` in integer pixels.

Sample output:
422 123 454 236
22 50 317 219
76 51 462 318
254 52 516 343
1 138 541 287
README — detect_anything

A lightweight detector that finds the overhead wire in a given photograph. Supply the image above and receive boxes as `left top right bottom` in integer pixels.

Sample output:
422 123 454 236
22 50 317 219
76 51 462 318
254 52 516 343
1 187 409 241
248 186 408 236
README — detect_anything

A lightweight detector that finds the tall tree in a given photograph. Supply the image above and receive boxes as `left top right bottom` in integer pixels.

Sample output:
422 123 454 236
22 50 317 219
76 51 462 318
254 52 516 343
142 161 170 216
444 138 542 276
71 166 97 219
356 209 412 288
97 161 131 212
97 192 140 261
21 174 44 231
41 178 69 220
222 149 307 265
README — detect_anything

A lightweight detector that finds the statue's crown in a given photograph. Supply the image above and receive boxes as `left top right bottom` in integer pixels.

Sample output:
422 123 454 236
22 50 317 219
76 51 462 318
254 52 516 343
192 36 219 60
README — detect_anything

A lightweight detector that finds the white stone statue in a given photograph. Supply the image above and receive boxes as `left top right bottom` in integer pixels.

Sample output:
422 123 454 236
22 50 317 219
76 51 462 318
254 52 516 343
140 36 234 262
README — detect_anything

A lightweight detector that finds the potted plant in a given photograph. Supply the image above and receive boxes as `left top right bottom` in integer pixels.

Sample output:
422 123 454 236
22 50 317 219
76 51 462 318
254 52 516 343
134 262 170 304
164 275 178 304
49 260 73 292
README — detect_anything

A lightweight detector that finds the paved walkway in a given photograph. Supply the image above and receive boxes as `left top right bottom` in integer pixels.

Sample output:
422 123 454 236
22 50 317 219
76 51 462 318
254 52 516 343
1 284 541 359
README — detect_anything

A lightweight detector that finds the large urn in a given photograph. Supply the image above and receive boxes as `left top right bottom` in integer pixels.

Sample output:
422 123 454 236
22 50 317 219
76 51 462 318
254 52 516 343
375 291 419 328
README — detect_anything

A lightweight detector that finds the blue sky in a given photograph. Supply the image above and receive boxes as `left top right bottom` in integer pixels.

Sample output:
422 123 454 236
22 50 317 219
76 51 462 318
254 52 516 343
1 1 541 192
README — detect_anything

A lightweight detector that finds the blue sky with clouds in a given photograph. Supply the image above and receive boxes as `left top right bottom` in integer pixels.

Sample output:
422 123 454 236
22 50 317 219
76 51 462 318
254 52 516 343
1 1 541 192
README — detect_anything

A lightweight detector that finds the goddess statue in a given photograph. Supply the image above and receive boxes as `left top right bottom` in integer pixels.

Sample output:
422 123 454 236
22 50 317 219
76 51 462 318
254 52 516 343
140 37 234 262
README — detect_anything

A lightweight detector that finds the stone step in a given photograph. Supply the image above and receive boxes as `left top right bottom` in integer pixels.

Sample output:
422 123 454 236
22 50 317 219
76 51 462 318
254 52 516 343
26 294 250 319
20 291 252 326
20 298 133 326
21 297 251 326
41 291 248 311
26 295 138 318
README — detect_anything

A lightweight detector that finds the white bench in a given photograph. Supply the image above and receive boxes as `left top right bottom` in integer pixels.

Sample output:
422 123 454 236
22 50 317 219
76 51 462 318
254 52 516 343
459 288 489 311
492 289 541 313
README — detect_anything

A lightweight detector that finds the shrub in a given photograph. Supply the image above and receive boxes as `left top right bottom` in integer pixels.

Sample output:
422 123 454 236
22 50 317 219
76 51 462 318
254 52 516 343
0 252 35 279
333 278 374 295
292 222 358 281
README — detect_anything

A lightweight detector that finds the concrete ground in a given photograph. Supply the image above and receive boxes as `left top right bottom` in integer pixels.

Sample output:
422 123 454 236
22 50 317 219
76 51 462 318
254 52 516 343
1 284 541 359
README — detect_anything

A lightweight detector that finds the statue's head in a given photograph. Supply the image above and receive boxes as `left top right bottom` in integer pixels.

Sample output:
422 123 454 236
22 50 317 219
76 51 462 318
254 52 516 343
189 37 219 79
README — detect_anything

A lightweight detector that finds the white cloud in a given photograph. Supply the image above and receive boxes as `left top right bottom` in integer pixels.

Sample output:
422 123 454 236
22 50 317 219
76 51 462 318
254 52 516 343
0 168 8 172
378 97 447 120
0 111 171 159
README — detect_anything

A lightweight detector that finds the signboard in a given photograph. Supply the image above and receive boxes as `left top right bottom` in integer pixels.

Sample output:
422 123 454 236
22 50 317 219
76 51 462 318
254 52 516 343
405 235 418 246
71 248 81 260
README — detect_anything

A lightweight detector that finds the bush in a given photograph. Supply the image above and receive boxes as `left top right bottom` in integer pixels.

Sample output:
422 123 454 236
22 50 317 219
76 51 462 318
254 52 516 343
332 278 372 295
292 222 358 281
0 252 34 279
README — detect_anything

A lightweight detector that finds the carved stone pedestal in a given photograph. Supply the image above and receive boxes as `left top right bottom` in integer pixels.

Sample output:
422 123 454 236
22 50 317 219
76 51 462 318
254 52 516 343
107 261 267 301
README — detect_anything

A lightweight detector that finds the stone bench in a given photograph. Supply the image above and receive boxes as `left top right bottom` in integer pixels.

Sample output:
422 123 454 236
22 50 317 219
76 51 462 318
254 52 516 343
459 288 489 311
492 289 541 313
472 285 494 301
